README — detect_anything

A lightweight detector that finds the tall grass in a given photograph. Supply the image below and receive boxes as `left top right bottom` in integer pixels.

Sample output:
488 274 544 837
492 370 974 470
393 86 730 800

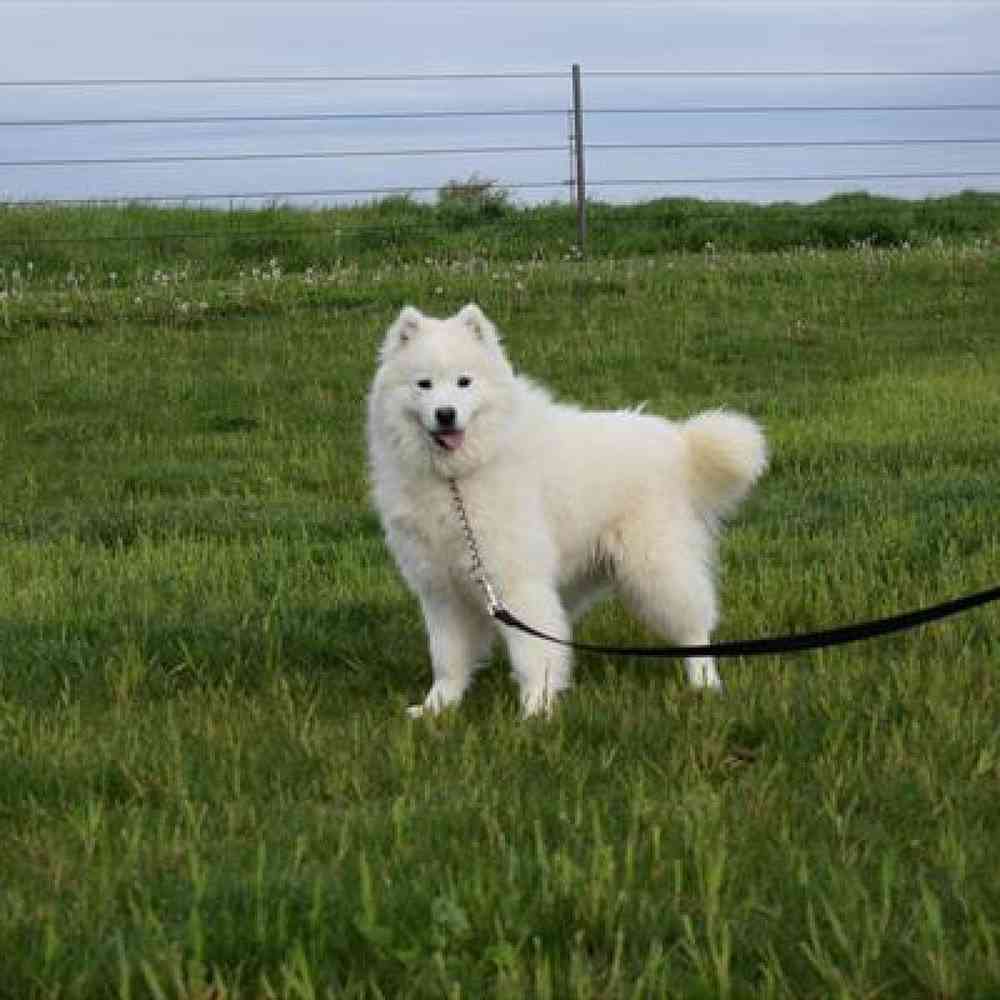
3 189 999 282
0 198 998 997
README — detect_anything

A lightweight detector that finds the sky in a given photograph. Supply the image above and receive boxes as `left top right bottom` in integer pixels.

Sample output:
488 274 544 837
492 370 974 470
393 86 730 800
1 1 998 206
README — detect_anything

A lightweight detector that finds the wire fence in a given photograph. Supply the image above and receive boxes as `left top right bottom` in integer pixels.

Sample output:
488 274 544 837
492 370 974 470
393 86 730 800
2 65 999 251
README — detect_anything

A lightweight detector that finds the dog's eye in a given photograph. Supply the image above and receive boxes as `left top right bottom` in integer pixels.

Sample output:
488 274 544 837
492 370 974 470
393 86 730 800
457 376 473 388
416 379 432 390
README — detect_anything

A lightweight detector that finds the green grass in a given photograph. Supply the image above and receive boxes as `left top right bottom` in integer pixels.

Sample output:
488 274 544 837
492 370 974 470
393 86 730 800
1 198 999 998
3 189 1000 282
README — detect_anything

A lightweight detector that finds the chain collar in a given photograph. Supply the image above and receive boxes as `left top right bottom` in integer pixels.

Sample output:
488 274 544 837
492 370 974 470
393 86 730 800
447 478 504 617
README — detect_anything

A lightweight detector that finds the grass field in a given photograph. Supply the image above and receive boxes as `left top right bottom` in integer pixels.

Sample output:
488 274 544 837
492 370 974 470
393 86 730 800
1 196 999 997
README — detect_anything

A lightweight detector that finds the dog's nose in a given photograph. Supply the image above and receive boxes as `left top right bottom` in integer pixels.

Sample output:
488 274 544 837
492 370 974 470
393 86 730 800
435 406 457 428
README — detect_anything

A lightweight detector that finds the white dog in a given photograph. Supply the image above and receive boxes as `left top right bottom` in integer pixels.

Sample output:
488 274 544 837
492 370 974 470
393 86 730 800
367 304 767 716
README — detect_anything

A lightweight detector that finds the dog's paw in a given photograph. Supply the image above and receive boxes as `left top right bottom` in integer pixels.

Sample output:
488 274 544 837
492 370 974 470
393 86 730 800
520 686 560 719
407 680 466 718
685 658 723 691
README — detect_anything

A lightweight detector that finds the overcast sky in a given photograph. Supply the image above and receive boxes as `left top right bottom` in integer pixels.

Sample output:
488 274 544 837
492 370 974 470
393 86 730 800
2 1 998 205
3 2 999 78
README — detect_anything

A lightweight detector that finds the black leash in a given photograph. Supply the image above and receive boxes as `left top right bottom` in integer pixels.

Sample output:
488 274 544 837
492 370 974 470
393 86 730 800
447 477 999 660
492 584 1000 658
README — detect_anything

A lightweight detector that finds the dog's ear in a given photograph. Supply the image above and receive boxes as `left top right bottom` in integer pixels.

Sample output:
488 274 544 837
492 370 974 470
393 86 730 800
456 303 500 346
382 305 424 356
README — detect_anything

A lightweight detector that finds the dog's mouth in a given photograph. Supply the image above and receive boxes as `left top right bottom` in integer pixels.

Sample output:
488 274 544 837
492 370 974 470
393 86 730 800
431 429 466 451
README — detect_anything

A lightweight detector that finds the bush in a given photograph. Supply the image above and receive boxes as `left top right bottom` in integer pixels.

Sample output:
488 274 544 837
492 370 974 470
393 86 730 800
436 173 509 208
435 174 513 230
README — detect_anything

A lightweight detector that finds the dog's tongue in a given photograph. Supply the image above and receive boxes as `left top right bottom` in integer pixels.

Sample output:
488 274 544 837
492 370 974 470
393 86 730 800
434 430 465 451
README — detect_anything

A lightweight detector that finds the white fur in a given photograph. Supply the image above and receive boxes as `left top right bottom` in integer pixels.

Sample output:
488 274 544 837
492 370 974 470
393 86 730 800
367 304 767 717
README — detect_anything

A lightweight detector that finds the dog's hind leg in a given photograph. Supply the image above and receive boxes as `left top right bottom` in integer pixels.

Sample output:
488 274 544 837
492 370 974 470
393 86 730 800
409 593 495 717
612 516 723 691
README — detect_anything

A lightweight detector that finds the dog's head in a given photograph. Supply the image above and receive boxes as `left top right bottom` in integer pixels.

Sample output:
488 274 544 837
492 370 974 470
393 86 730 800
370 304 516 476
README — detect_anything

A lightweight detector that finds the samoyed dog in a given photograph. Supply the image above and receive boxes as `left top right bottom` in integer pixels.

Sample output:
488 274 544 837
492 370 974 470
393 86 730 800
367 304 767 717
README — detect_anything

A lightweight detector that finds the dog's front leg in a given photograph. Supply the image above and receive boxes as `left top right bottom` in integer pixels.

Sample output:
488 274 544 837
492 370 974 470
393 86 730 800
408 592 494 717
499 582 573 717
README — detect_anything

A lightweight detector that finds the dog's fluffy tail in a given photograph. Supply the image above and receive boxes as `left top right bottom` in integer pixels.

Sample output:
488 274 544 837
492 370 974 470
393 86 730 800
682 410 767 520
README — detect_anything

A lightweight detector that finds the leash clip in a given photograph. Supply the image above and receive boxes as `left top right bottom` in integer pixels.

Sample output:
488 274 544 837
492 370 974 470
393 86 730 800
478 573 503 618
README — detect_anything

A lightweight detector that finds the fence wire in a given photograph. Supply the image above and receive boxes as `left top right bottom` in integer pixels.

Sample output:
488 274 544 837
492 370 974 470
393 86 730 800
8 173 1000 209
1 65 998 245
3 193 997 240
2 68 998 86
4 138 998 171
6 104 1000 130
